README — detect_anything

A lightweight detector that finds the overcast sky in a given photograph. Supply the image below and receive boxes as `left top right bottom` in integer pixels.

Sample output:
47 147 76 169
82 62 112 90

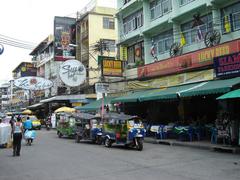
0 0 116 85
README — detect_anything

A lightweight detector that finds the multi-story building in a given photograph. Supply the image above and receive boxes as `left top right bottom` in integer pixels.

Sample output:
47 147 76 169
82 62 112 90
112 0 240 144
75 0 117 94
0 83 10 112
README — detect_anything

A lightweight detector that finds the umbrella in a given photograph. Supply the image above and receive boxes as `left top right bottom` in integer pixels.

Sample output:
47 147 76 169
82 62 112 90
22 109 33 115
6 112 13 116
54 106 76 113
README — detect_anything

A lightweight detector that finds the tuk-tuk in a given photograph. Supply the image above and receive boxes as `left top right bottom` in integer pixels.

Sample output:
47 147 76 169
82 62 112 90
74 113 102 144
102 113 145 151
56 113 76 138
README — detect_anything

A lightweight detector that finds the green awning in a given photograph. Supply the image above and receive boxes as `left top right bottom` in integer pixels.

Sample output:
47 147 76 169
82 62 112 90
75 97 114 111
180 77 240 97
139 83 201 102
217 89 240 100
111 90 152 103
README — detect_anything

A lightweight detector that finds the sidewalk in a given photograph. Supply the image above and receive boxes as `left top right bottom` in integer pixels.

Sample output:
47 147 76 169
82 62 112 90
144 137 240 154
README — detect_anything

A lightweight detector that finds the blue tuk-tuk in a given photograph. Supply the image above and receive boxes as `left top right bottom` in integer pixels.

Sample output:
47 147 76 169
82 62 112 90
102 112 145 151
74 113 102 144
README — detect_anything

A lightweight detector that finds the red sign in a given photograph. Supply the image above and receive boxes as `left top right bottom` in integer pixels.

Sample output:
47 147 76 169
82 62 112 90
138 39 240 79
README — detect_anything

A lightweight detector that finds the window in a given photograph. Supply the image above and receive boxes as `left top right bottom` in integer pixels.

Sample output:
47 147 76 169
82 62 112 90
103 17 115 29
153 30 173 54
221 2 240 33
127 42 144 64
179 0 195 6
150 0 172 20
181 14 212 45
123 10 143 34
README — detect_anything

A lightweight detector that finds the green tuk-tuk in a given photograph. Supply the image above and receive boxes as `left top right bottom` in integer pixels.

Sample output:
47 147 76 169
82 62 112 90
56 113 76 138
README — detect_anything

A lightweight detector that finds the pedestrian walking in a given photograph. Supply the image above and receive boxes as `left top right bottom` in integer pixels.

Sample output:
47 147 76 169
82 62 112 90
12 117 23 156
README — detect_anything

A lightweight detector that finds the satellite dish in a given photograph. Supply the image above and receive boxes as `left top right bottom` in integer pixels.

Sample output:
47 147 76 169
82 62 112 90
0 44 4 55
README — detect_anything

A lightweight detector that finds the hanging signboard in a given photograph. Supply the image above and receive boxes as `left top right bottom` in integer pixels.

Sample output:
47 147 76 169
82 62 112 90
59 59 86 87
95 83 109 93
102 59 123 77
14 76 53 91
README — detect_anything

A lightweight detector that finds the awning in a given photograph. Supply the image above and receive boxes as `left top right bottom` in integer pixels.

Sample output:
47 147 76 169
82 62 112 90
40 94 86 103
75 97 114 112
139 83 201 102
28 103 43 109
217 89 240 100
180 77 240 97
111 90 152 103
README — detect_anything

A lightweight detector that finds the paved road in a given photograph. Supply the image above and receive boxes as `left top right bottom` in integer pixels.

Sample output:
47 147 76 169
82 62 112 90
0 130 240 180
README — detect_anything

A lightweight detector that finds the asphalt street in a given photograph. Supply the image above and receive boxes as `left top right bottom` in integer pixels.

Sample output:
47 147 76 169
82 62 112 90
0 130 240 180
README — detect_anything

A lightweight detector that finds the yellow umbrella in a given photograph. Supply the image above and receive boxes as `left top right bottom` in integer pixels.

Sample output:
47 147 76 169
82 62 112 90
6 112 13 116
54 106 76 113
22 109 33 115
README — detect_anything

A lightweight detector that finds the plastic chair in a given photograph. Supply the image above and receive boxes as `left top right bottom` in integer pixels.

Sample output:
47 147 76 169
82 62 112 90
211 127 218 144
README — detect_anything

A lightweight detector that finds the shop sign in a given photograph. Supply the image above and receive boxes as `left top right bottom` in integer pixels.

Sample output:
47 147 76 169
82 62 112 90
102 59 123 77
14 76 53 90
214 51 240 77
138 39 240 79
95 83 109 93
59 60 86 87
120 46 128 61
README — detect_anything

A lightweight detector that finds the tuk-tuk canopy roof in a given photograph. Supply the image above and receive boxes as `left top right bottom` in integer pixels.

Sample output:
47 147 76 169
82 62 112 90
73 112 96 120
103 112 136 121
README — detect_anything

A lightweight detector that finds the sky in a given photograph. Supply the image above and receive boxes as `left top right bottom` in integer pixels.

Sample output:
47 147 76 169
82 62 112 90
0 0 116 85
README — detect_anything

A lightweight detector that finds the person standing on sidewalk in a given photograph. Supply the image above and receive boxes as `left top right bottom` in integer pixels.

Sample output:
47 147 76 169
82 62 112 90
11 117 23 156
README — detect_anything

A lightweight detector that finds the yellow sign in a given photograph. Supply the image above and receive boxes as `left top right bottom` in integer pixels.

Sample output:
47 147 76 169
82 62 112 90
120 46 128 61
102 60 122 76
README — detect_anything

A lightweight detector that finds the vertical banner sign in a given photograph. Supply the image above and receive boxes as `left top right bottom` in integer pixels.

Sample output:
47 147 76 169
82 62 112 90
120 46 128 61
54 16 76 61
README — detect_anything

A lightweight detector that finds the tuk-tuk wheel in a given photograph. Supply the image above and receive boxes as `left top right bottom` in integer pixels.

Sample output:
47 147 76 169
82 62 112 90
136 138 143 151
75 135 80 143
96 136 102 145
104 137 112 148
57 131 62 138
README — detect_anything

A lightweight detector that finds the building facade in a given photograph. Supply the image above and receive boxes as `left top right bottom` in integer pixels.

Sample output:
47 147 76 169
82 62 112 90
112 0 240 144
75 0 118 95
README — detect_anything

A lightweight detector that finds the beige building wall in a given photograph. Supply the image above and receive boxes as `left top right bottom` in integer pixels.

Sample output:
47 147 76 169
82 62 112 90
87 7 117 85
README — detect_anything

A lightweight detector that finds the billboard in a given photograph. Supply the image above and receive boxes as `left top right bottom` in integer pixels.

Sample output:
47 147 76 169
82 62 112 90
14 77 53 91
54 16 76 61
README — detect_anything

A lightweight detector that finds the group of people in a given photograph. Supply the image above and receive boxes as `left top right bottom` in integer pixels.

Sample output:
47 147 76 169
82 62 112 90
10 116 33 157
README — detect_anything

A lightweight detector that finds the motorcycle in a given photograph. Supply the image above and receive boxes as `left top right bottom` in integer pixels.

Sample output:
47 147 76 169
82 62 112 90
45 120 52 131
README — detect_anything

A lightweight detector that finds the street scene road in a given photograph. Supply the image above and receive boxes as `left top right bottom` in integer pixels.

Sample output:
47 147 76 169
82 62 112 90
0 129 240 180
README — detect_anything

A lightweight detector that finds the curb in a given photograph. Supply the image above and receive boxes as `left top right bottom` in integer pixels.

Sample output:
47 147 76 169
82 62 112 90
144 138 240 154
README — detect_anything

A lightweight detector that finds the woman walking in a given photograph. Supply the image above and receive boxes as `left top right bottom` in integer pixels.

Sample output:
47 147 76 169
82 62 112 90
12 117 23 156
